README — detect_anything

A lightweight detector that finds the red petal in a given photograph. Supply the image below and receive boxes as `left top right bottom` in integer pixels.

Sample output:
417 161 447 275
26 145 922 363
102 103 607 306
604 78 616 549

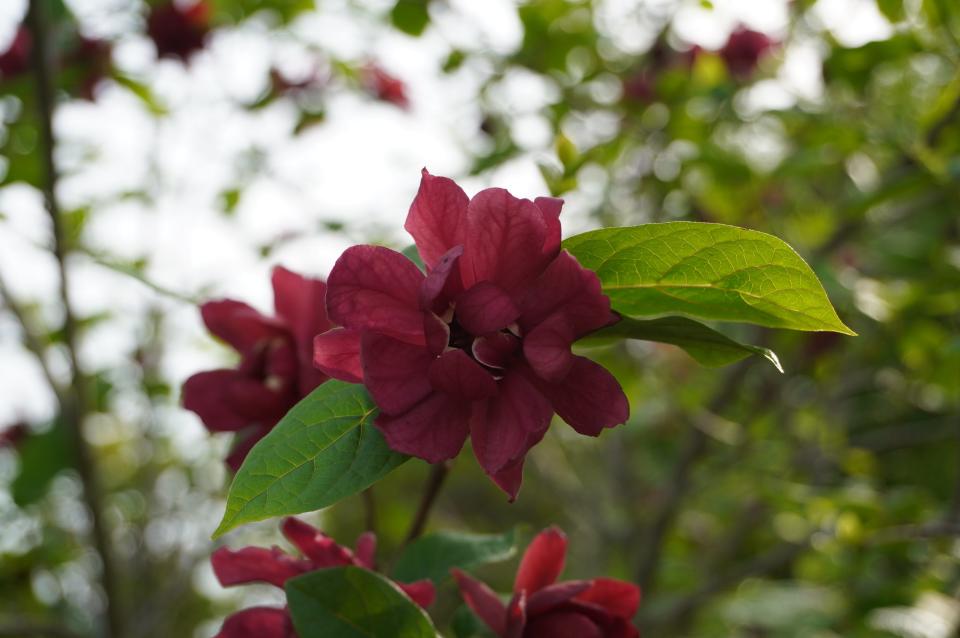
461 188 548 295
405 169 469 270
326 245 426 345
214 607 295 638
281 517 355 567
514 527 567 594
519 251 614 338
470 371 551 476
210 546 310 588
504 591 527 638
473 332 521 369
398 579 436 609
456 282 520 336
534 196 563 262
182 370 287 432
201 300 286 355
452 569 506 636
271 266 331 395
313 328 363 383
375 393 471 463
428 350 497 401
354 532 377 569
522 313 575 382
524 611 602 638
361 332 434 415
574 578 641 620
527 580 591 615
420 245 463 313
534 357 629 437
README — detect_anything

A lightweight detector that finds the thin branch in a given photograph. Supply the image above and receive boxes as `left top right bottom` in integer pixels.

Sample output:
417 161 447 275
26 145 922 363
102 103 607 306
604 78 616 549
0 271 64 400
634 360 753 594
403 461 451 546
26 2 123 636
0 623 81 638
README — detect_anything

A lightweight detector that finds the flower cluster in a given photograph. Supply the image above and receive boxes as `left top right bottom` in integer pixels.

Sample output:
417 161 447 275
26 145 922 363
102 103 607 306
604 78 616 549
212 517 435 637
314 169 629 498
454 527 640 638
183 267 329 469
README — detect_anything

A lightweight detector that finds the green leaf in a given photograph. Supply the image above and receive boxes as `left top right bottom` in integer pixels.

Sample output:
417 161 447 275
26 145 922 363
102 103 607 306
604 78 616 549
214 381 407 538
392 529 518 585
452 605 498 638
12 419 74 507
563 223 855 335
286 567 439 638
390 0 431 36
585 316 782 372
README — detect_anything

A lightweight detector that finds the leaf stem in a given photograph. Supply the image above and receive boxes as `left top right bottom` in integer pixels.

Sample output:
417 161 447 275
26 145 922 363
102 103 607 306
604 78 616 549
26 2 123 636
403 461 451 546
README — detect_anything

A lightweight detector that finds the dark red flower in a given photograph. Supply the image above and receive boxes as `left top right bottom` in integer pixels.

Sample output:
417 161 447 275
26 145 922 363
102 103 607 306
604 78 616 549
718 28 776 77
362 64 409 109
146 0 211 62
453 527 640 638
314 170 629 499
0 423 28 449
70 36 112 101
0 27 32 79
212 517 435 638
183 267 330 470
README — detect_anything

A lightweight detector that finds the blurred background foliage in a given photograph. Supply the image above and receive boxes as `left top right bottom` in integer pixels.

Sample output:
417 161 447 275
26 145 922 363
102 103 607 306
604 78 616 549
0 0 958 637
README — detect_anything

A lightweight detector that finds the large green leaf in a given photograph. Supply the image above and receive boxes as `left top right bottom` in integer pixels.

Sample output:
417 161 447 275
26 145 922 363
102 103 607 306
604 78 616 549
563 223 855 335
584 316 783 372
213 381 407 538
286 567 439 638
12 418 74 507
392 529 518 585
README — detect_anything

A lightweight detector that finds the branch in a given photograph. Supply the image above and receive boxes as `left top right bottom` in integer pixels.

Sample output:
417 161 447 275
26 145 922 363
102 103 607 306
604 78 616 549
26 2 123 636
0 271 63 400
403 461 451 546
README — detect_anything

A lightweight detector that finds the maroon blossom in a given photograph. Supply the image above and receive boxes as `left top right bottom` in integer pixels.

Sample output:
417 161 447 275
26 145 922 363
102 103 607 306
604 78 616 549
313 170 629 499
70 36 112 101
0 423 28 450
182 267 330 470
362 64 409 109
0 27 31 80
146 0 211 62
212 517 435 638
718 27 776 77
453 527 640 638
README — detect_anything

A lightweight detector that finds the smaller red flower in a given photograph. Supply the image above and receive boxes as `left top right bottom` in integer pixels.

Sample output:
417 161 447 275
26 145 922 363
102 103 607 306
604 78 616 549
0 423 28 450
718 28 776 78
146 0 211 62
70 36 112 101
453 528 640 638
0 27 32 80
362 64 409 109
212 517 435 638
182 267 330 470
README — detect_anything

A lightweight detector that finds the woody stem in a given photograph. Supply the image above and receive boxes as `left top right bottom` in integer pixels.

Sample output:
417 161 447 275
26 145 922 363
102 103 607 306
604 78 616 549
402 461 452 546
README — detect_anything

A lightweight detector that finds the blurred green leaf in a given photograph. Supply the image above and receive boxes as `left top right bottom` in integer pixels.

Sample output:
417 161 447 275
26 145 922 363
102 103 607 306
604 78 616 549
12 419 73 507
585 316 783 372
390 0 431 37
452 605 498 638
214 381 407 538
563 223 855 335
392 529 518 585
112 74 168 116
286 567 438 638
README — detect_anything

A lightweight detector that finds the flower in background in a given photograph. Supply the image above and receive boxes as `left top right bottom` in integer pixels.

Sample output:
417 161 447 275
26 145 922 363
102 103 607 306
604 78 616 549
0 423 28 450
146 0 211 62
718 27 776 77
454 527 640 638
182 267 329 470
212 517 435 638
0 26 32 80
70 36 112 101
362 63 409 109
314 170 629 499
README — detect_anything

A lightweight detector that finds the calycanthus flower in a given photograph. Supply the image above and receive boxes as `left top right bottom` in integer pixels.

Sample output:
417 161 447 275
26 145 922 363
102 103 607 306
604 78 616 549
183 267 329 470
211 517 435 638
314 170 629 499
453 527 640 638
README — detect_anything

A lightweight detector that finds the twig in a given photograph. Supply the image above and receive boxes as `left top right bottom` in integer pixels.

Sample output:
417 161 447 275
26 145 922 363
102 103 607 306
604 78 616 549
0 272 64 399
26 2 123 636
634 360 753 594
403 461 451 546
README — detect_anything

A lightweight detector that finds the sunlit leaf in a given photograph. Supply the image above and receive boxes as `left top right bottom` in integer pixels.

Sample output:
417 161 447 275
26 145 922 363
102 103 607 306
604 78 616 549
392 529 518 585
